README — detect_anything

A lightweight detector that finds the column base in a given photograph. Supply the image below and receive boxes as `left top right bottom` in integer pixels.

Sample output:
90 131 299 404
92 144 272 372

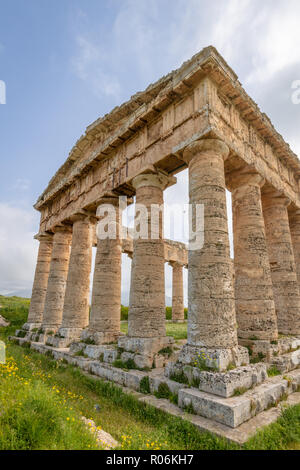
177 344 249 372
45 327 83 348
118 335 175 369
80 329 124 346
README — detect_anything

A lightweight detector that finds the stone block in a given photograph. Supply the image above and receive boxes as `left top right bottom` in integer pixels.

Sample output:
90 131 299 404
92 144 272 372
120 352 135 363
270 349 300 373
149 375 187 395
69 342 86 355
103 349 119 363
22 322 41 332
134 354 153 370
198 364 267 398
178 344 249 371
124 370 147 391
118 336 173 355
85 345 107 360
47 336 72 348
178 369 300 428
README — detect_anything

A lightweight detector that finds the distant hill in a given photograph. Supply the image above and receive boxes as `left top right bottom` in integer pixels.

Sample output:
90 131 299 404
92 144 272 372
0 289 31 299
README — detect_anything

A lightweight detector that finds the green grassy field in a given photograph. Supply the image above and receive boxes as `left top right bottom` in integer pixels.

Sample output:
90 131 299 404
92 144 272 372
0 295 300 450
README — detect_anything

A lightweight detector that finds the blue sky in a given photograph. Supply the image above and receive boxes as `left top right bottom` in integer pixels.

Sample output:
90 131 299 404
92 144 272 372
0 0 300 301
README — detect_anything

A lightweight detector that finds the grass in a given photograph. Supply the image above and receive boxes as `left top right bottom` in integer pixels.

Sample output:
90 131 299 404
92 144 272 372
1 295 300 450
267 366 282 377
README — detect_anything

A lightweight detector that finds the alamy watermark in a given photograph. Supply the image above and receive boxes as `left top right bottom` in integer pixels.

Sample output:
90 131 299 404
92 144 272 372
0 80 6 104
291 80 300 104
95 196 205 251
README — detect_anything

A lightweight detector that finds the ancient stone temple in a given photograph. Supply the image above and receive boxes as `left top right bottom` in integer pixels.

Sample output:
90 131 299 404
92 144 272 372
14 46 300 442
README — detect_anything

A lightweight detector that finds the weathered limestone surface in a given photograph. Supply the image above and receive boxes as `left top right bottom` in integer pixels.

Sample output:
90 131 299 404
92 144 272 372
170 262 184 322
182 139 238 350
165 360 267 398
178 369 300 428
84 197 122 344
26 234 53 327
128 171 175 339
262 192 300 335
230 171 278 341
42 226 72 330
59 215 94 339
289 209 300 293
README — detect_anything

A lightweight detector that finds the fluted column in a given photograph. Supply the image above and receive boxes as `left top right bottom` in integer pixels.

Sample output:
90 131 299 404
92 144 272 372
128 172 175 339
25 233 54 329
59 214 94 339
289 209 300 294
82 197 122 344
42 226 72 331
230 171 278 341
169 262 184 322
262 192 300 335
177 139 248 371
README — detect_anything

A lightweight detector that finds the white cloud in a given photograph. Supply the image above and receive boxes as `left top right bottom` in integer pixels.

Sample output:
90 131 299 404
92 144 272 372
11 178 30 192
71 35 121 99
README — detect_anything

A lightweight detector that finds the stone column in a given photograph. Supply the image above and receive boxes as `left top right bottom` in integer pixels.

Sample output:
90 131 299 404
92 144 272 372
230 171 278 342
58 214 94 341
81 197 122 344
262 192 300 336
118 170 176 367
289 209 300 293
42 226 72 331
169 262 185 322
24 234 54 330
179 139 248 371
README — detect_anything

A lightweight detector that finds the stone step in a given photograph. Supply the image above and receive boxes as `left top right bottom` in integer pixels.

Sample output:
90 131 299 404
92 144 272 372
89 361 148 391
165 361 268 398
178 369 300 428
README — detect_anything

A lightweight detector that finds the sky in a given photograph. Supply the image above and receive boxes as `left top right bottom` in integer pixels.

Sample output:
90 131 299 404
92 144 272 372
0 0 300 304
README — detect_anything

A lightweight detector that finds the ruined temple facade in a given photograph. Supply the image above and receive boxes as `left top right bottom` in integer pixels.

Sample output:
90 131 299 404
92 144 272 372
16 47 300 437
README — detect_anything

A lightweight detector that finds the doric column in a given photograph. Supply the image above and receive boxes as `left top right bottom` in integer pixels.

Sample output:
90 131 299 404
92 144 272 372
128 172 174 338
262 192 300 335
230 171 278 341
59 214 94 340
118 170 176 367
42 226 72 331
169 262 184 322
82 197 122 344
289 209 300 293
24 233 54 330
178 139 248 371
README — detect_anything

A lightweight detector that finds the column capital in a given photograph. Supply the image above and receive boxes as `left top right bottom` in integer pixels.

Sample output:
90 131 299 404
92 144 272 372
34 232 54 242
182 138 229 164
132 170 176 191
227 169 265 191
52 224 73 234
70 212 98 225
168 261 184 268
97 195 119 206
